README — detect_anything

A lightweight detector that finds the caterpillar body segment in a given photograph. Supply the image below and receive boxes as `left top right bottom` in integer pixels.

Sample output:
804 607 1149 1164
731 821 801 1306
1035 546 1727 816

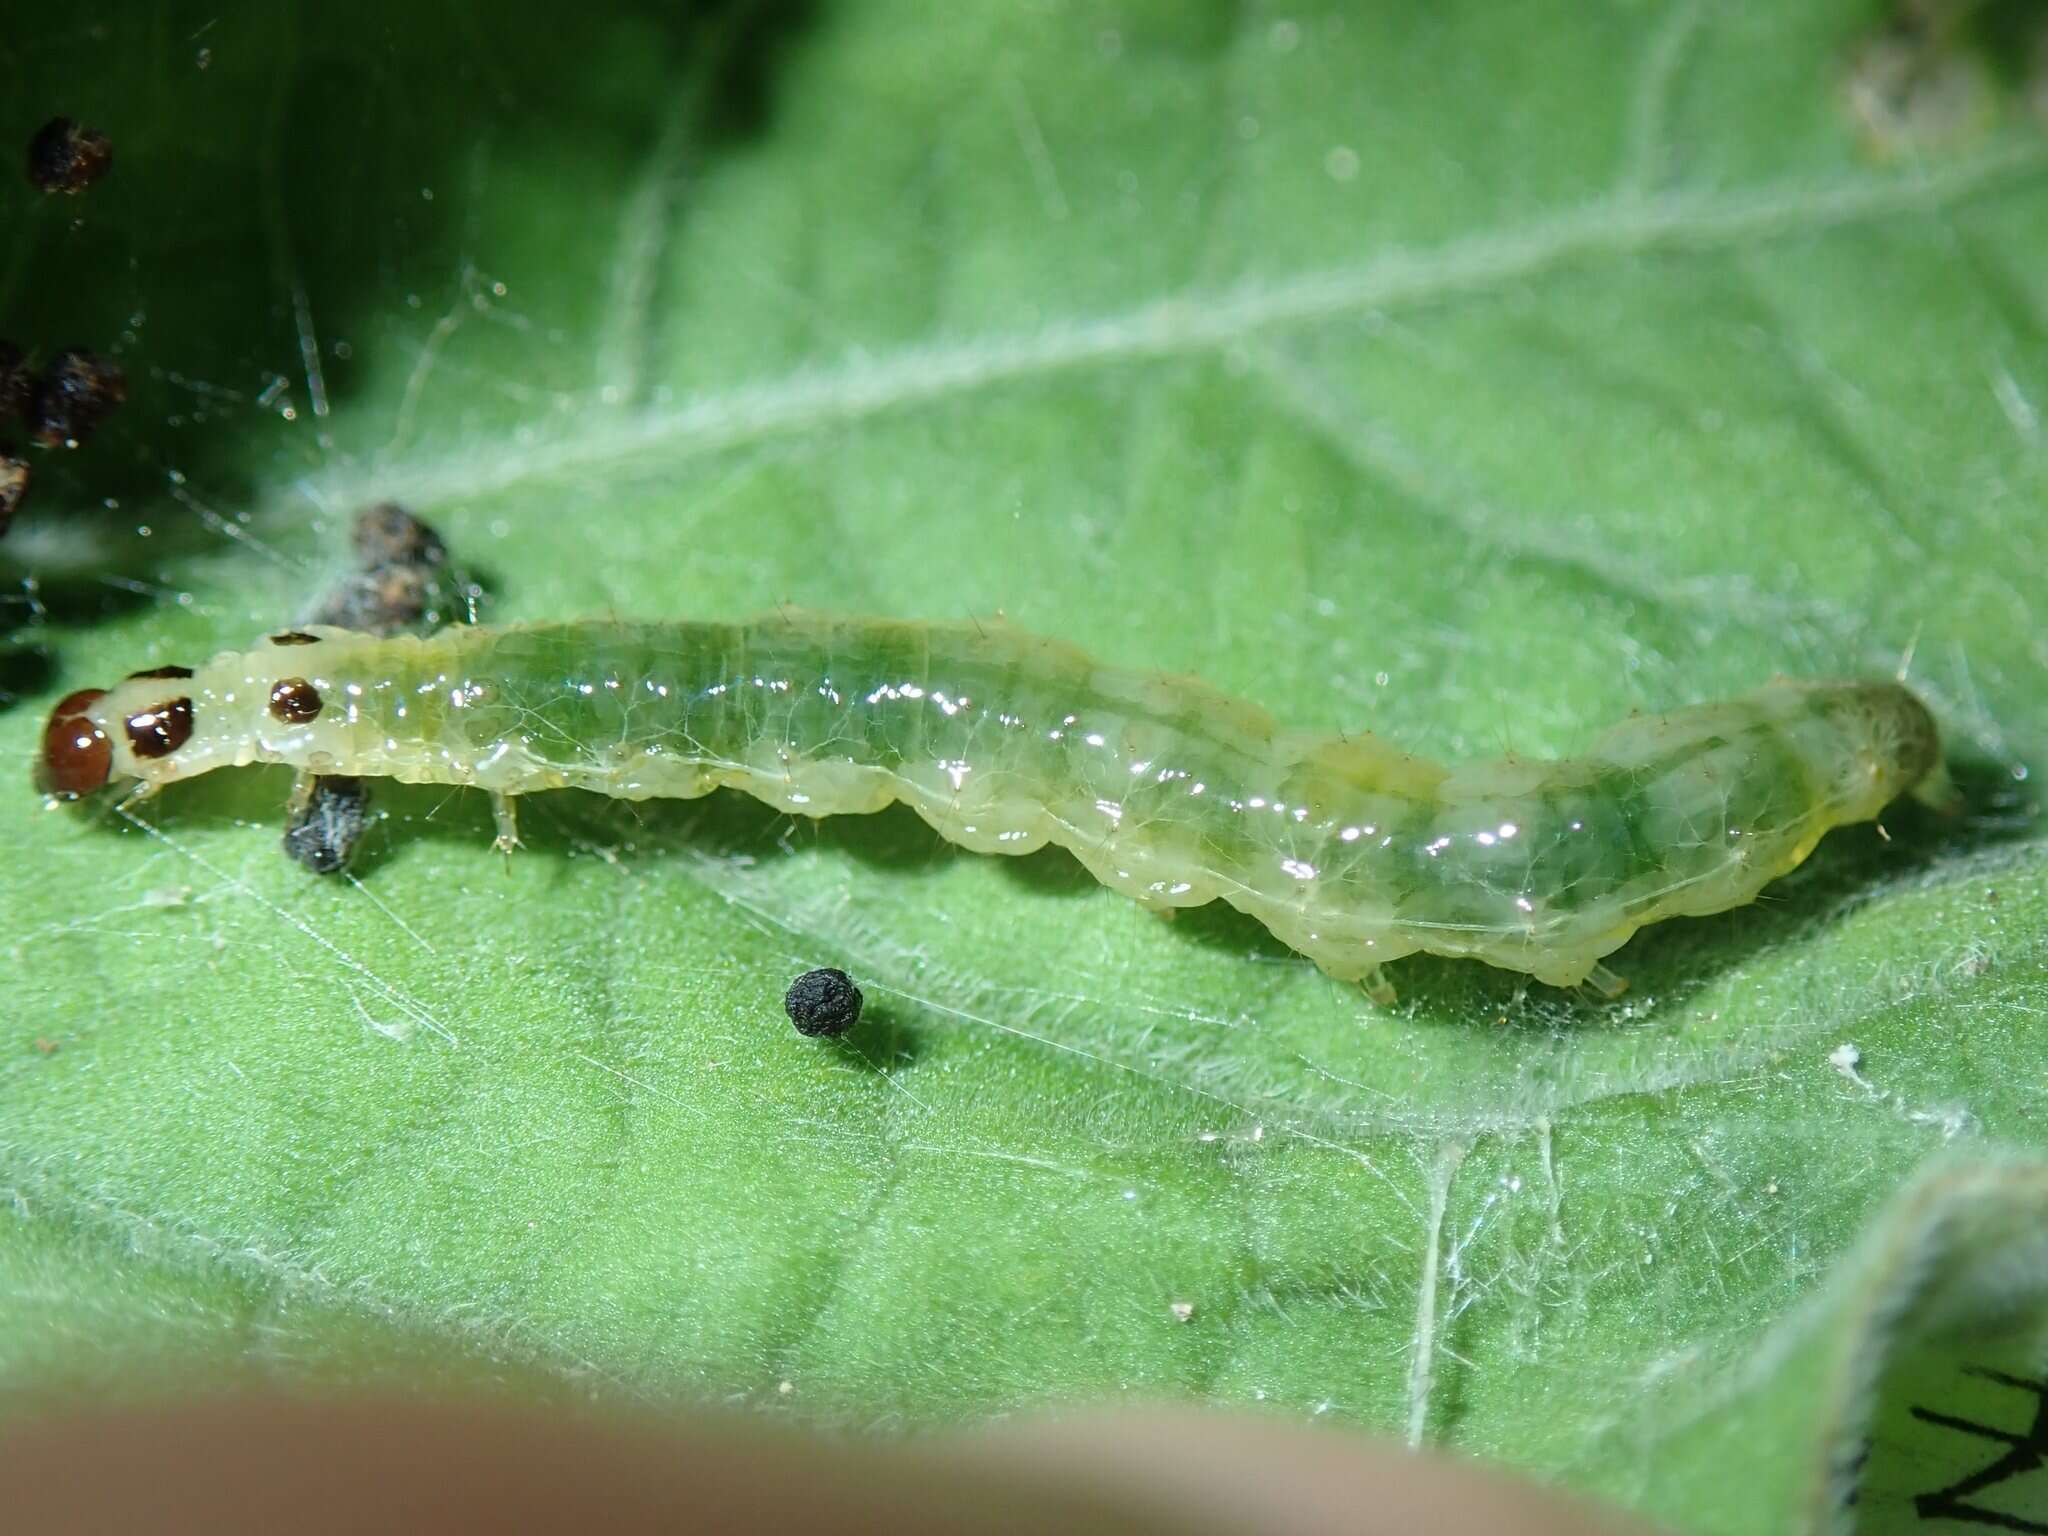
40 616 1943 993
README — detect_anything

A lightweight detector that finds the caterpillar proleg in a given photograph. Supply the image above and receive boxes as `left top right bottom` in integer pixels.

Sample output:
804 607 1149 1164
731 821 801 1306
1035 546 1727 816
38 615 1946 997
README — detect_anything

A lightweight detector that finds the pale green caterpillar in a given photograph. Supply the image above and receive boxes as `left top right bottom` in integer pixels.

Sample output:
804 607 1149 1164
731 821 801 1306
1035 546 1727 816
38 615 1948 1000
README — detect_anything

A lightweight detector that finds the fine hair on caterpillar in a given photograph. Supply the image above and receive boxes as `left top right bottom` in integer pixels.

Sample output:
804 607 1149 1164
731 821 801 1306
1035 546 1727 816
37 614 1949 1003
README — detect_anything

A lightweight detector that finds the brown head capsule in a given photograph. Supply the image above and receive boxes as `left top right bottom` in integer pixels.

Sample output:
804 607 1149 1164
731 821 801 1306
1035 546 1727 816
124 696 194 760
37 688 111 797
269 631 320 646
126 664 194 681
268 678 323 724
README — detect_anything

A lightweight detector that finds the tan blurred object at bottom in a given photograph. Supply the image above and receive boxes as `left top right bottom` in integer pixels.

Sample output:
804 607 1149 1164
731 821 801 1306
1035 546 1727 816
3 1393 1668 1535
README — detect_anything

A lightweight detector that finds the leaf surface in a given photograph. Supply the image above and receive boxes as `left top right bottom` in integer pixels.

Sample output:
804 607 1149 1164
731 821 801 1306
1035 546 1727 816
4 6 2046 1532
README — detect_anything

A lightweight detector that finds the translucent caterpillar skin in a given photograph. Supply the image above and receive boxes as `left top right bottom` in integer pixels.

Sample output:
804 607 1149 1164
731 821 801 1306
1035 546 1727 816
55 617 1942 989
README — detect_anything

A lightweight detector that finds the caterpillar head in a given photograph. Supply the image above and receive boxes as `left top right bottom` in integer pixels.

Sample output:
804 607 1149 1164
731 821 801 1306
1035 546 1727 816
37 629 346 799
1811 680 1944 818
36 665 202 798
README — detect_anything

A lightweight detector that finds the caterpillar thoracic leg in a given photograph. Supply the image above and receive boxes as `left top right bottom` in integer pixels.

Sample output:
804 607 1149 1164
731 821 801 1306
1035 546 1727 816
490 791 522 858
1583 962 1629 1000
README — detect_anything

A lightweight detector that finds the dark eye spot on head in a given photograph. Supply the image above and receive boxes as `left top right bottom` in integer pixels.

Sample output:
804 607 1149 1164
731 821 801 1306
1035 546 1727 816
37 688 110 797
268 677 323 724
125 696 194 760
126 664 194 681
270 631 320 646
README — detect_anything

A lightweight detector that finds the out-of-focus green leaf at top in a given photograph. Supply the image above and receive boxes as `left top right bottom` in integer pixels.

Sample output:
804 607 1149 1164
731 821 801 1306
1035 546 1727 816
3 4 2046 1533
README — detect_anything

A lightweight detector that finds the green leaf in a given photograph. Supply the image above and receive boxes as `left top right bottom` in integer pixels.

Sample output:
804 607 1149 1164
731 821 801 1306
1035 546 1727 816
4 4 2046 1532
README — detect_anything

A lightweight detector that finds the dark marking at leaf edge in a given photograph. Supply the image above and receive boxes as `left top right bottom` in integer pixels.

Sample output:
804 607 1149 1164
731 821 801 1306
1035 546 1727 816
1910 1366 2048 1530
